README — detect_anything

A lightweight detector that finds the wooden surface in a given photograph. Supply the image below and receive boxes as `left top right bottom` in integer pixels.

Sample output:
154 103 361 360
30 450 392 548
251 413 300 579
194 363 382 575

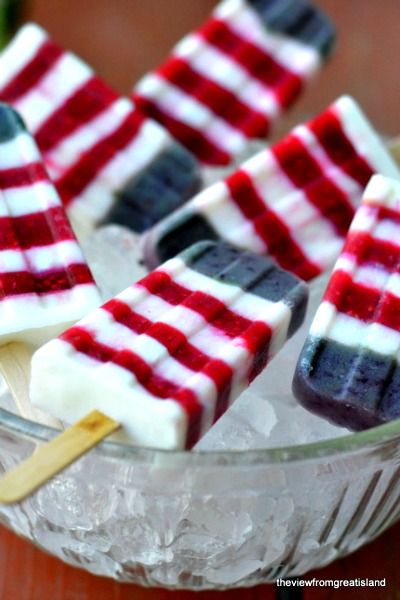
0 519 399 599
4 0 400 598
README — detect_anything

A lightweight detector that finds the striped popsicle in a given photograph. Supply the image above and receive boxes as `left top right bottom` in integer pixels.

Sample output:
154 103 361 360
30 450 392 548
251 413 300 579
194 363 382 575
132 0 335 165
0 23 202 234
0 102 101 345
293 175 400 430
30 241 308 449
143 96 400 280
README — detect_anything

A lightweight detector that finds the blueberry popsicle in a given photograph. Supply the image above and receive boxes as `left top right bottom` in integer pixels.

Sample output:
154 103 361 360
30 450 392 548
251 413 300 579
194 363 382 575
132 0 335 165
30 241 308 449
143 96 400 280
0 24 202 235
293 174 400 430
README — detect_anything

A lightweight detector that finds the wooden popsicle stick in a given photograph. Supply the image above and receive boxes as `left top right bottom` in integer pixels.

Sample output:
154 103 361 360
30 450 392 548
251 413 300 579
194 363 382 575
0 342 63 429
0 410 120 504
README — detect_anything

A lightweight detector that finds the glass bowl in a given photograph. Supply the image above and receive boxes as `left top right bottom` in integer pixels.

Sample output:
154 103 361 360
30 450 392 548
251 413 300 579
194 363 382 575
1 288 400 590
1 403 400 589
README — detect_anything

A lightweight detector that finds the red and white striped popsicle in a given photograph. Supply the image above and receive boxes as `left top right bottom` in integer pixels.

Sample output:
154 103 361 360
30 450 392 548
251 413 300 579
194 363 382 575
0 24 201 235
0 102 101 426
0 103 101 346
143 96 400 280
132 0 336 165
30 240 308 450
293 175 400 430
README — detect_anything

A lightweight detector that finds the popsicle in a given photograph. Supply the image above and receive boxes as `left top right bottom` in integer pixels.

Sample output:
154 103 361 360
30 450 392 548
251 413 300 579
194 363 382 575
30 240 308 450
0 102 101 420
0 23 202 235
0 102 101 344
143 96 400 280
132 0 336 165
293 174 400 430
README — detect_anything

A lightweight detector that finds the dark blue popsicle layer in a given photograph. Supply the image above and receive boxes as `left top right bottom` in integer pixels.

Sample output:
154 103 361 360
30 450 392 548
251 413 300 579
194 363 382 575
293 337 400 430
247 0 336 58
0 102 25 142
152 212 219 266
104 143 202 232
183 240 309 338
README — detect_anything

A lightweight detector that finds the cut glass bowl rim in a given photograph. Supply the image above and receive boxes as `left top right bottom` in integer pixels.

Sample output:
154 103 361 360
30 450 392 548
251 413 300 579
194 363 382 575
1 405 400 467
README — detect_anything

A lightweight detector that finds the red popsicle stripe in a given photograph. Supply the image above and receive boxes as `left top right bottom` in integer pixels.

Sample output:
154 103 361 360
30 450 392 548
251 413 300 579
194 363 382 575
55 109 145 207
0 40 63 104
137 270 272 346
226 169 320 279
0 207 76 251
104 298 234 420
61 325 205 448
324 269 400 333
343 231 400 273
0 264 94 298
157 58 270 138
0 163 49 189
272 135 355 236
199 18 303 107
35 76 119 154
138 269 273 378
133 94 231 165
309 108 375 186
323 201 400 332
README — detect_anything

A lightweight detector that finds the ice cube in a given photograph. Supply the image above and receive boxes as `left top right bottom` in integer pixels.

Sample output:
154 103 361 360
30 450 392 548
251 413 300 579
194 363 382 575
195 392 277 450
82 225 147 300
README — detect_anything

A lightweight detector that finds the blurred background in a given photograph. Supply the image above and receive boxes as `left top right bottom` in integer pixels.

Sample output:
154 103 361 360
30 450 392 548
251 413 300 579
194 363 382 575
13 0 400 141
